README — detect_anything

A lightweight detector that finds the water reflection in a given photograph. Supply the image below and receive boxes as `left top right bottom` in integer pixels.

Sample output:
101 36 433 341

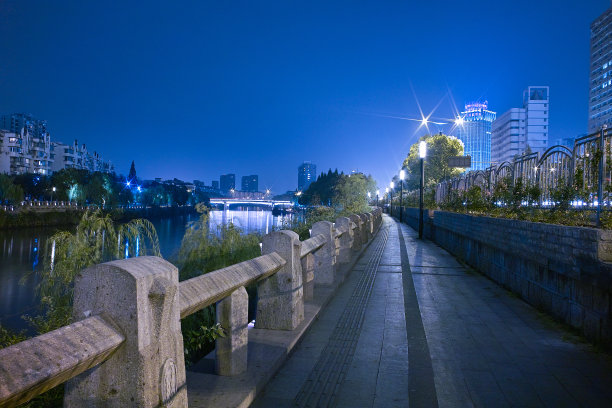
0 210 295 333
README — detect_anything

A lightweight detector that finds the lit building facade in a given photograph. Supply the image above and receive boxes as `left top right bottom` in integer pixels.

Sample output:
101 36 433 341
589 5 612 133
50 140 114 173
491 86 549 164
0 114 53 175
220 174 235 192
0 113 113 175
491 108 525 165
241 175 259 192
298 161 316 191
457 102 496 170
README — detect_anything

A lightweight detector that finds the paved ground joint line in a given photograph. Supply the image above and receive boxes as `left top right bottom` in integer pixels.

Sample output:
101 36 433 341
293 221 391 408
396 221 439 408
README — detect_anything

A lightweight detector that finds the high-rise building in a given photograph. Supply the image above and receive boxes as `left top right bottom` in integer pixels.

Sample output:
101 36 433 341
589 5 612 133
457 102 496 170
220 174 235 193
0 114 53 175
298 161 316 191
241 175 258 192
491 86 549 164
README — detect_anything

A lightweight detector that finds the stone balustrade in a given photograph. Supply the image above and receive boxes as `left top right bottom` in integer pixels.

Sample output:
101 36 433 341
0 208 382 407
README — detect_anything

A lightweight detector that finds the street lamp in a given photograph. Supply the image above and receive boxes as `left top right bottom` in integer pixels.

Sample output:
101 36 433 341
385 187 389 211
376 189 380 207
399 169 405 223
51 186 56 202
389 181 395 216
419 141 427 239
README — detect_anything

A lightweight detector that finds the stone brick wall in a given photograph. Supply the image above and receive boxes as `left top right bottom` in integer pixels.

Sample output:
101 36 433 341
397 207 612 348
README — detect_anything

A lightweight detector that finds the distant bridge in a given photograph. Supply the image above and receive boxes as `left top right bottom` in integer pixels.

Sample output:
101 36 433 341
209 198 294 210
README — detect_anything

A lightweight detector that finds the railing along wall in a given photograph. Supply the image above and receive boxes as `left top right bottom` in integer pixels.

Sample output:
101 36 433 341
0 208 383 407
435 128 612 207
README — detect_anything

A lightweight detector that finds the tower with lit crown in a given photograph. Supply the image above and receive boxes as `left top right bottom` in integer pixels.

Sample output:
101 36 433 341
457 101 496 171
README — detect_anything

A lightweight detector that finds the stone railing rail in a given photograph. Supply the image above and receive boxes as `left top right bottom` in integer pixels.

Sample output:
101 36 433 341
0 208 382 407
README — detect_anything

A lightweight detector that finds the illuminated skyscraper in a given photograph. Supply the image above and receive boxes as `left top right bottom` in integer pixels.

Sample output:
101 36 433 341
457 101 496 170
491 86 549 164
589 5 612 132
298 161 316 191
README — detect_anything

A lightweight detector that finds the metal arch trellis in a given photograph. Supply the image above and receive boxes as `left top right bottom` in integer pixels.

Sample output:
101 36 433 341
434 127 612 210
536 145 573 204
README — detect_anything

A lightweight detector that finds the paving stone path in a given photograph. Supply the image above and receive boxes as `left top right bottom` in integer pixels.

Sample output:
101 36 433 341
252 215 612 407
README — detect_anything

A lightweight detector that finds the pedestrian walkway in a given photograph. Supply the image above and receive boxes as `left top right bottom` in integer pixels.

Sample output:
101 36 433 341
252 215 612 407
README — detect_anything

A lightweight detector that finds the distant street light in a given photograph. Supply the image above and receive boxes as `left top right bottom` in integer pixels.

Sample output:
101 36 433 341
385 187 389 210
376 189 380 207
399 169 405 223
51 186 56 202
389 181 394 216
419 141 427 239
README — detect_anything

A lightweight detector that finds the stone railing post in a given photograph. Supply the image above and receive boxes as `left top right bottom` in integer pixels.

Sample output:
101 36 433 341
365 213 373 238
64 257 186 407
215 286 248 376
301 253 315 300
349 214 362 251
359 214 369 243
257 230 304 330
311 221 336 285
335 217 353 265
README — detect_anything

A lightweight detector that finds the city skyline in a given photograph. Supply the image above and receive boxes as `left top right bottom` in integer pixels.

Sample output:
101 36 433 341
0 0 608 192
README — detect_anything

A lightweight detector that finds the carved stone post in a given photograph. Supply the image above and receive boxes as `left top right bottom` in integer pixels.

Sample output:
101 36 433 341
216 286 248 376
359 213 369 243
257 230 304 330
301 253 315 300
335 217 353 265
349 214 362 252
64 256 186 408
312 221 336 285
365 213 374 238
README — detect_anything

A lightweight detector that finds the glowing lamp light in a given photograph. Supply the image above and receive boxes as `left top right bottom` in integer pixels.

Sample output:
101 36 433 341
385 187 389 193
368 192 371 198
126 181 131 187
419 141 427 159
390 181 395 189
376 190 380 196
52 187 56 192
399 169 406 181
137 186 142 192
455 116 465 126
421 117 428 127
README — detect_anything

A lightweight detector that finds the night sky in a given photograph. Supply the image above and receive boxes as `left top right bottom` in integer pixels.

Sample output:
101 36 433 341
0 0 608 193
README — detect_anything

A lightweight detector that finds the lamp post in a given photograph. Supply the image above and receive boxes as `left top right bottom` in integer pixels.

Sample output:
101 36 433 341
389 181 395 217
419 141 427 239
51 186 56 202
376 189 380 207
399 169 405 223
385 187 389 212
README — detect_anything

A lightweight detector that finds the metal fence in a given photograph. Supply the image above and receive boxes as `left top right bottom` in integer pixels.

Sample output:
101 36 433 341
435 128 612 209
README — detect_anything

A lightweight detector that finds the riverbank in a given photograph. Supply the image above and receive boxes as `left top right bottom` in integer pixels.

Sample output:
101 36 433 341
0 205 197 230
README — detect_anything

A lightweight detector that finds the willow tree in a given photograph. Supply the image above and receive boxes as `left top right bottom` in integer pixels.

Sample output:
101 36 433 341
25 210 160 333
402 133 464 190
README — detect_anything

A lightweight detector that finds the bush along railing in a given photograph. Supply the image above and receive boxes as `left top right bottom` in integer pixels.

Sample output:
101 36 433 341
434 127 612 226
0 208 382 407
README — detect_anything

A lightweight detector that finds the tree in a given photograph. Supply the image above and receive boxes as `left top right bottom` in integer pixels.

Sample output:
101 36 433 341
333 173 376 214
128 161 137 182
402 133 464 190
0 174 24 203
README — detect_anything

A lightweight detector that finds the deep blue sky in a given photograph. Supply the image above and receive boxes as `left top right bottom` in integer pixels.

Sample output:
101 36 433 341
0 0 608 193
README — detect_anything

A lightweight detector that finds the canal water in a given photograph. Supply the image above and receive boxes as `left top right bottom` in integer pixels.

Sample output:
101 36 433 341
0 209 295 334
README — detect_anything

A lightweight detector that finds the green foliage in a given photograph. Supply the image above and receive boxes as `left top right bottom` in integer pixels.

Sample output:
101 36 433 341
402 133 464 190
22 210 160 334
300 168 342 206
175 206 260 365
333 173 376 215
0 174 24 203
